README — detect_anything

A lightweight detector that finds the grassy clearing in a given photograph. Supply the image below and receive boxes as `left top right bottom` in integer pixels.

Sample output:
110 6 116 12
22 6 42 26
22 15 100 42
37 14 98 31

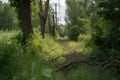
0 30 17 39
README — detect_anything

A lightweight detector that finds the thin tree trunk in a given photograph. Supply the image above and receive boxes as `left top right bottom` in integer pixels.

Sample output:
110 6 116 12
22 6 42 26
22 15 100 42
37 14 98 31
17 0 33 43
52 15 55 36
48 14 52 33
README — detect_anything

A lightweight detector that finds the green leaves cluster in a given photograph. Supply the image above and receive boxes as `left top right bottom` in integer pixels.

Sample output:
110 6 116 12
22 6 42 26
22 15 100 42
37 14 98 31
98 0 120 21
0 2 18 30
9 0 21 22
9 0 17 7
97 0 120 49
68 25 80 41
66 0 98 40
91 0 120 72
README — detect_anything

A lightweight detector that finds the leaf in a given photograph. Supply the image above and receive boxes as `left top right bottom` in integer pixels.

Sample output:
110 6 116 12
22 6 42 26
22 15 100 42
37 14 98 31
41 67 53 77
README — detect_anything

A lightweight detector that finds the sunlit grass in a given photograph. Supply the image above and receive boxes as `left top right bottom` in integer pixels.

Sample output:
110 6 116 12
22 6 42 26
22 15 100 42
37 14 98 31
66 34 93 56
0 30 17 39
25 32 66 60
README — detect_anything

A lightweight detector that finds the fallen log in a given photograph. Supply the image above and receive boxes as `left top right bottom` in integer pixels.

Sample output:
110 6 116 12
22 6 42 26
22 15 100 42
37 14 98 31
53 51 96 71
52 51 120 72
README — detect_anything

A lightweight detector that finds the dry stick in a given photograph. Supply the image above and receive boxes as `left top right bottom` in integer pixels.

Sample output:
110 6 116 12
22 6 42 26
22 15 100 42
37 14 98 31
102 62 113 69
99 56 113 67
114 59 120 63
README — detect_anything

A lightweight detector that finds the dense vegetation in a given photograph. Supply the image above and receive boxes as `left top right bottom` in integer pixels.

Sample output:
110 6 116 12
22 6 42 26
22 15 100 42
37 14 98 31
0 0 120 80
0 2 18 30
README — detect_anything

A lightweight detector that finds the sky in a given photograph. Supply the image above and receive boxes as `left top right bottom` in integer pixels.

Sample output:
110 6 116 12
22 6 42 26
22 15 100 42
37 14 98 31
1 0 8 2
50 0 66 24
1 0 66 24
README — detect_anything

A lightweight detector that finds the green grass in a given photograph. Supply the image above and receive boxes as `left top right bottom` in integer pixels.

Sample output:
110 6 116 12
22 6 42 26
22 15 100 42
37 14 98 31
0 30 17 39
0 31 119 80
52 64 119 80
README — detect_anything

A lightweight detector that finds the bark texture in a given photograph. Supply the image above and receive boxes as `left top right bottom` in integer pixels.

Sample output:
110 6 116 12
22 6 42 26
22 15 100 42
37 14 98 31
17 0 33 43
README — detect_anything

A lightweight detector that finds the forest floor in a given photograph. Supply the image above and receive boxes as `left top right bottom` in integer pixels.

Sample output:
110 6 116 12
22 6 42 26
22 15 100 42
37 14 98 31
52 36 120 80
0 31 119 80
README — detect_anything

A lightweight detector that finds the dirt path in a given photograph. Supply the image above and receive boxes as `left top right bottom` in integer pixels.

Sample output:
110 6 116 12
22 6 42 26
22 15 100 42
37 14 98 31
55 38 71 51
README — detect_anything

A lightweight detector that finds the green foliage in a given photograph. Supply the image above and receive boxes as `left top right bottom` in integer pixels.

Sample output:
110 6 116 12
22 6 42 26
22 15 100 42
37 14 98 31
0 30 18 41
23 35 42 55
91 0 120 63
97 0 120 49
91 4 120 72
31 3 40 28
9 0 18 20
66 65 118 80
66 0 97 34
0 39 22 80
13 32 23 43
98 0 120 21
77 17 91 34
0 30 120 80
0 31 54 80
0 3 18 30
68 25 80 41
91 29 120 72
52 64 119 80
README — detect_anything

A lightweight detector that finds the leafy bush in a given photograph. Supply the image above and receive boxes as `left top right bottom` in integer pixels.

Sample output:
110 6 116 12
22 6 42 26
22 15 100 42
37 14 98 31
0 39 22 80
0 33 54 80
68 25 80 41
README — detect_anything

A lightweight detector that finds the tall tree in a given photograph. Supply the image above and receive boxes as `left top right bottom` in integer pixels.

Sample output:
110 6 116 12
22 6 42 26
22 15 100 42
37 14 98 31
9 0 33 43
0 2 17 30
38 0 50 38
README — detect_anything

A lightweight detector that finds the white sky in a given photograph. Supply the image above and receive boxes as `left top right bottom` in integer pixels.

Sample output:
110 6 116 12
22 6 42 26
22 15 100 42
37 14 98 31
50 0 66 24
1 0 66 24
1 0 8 2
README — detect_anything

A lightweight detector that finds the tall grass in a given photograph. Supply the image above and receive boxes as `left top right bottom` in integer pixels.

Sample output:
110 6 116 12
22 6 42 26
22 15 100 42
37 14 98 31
0 30 18 39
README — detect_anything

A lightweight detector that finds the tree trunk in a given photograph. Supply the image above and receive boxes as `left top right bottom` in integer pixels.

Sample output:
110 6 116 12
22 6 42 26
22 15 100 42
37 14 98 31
48 14 52 34
38 0 50 38
17 0 33 43
52 15 55 36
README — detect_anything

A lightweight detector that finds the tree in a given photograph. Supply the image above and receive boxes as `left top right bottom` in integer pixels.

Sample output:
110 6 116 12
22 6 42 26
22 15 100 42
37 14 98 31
38 0 50 38
0 2 17 30
66 0 97 34
97 0 120 49
9 0 33 43
66 0 100 41
31 0 55 38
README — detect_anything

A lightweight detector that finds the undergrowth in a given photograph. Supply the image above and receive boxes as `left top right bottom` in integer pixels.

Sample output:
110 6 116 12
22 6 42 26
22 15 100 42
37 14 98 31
0 31 119 80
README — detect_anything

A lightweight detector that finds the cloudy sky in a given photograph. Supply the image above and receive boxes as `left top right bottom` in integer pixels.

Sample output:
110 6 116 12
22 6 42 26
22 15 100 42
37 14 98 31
50 0 66 24
1 0 8 2
1 0 66 24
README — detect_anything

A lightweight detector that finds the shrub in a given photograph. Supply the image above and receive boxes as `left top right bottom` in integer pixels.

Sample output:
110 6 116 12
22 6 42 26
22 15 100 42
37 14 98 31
0 34 54 80
0 40 22 80
68 25 80 41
